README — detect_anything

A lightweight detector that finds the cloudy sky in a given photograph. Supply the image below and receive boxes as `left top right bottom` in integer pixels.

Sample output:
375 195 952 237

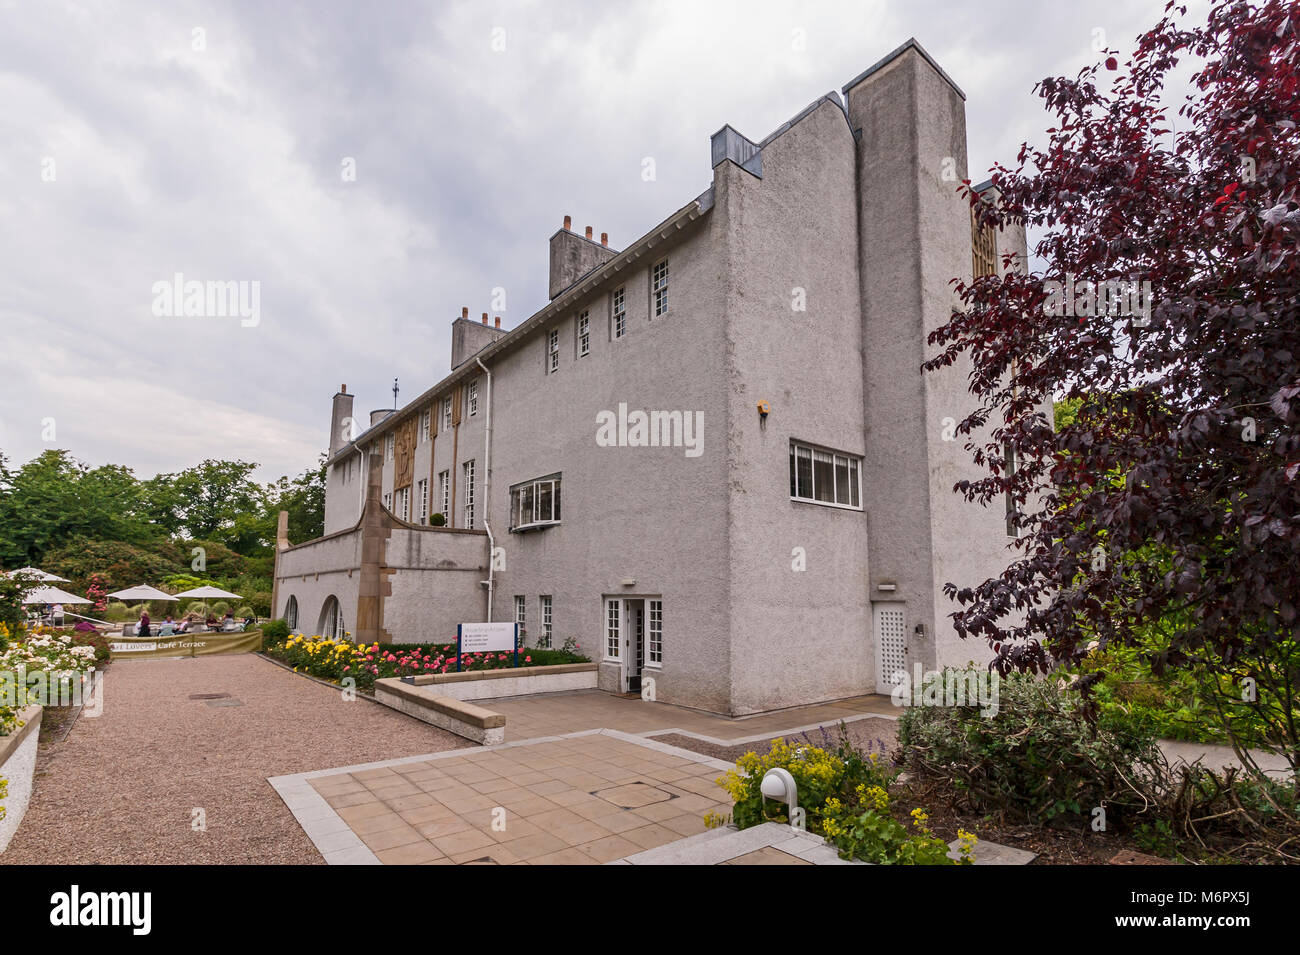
0 0 1193 482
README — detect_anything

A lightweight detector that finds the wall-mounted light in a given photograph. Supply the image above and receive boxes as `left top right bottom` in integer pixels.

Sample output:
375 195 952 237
757 399 770 420
877 581 897 592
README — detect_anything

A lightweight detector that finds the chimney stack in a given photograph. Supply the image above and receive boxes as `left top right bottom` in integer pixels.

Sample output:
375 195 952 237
461 306 468 319
481 312 488 324
341 384 347 394
329 385 356 457
601 232 608 247
494 316 501 329
563 214 571 231
585 225 593 240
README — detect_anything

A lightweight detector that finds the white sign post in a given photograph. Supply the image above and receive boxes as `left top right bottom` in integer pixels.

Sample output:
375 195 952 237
457 622 519 671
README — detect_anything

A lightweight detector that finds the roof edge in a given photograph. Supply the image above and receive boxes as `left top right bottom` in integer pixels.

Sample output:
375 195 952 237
841 37 965 102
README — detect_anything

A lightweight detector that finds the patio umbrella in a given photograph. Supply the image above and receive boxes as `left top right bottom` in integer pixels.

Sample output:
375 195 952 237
5 566 70 583
107 584 179 602
173 585 243 600
21 585 90 604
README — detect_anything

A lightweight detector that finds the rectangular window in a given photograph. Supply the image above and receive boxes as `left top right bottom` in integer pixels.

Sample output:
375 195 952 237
441 397 452 431
605 599 620 660
577 310 590 357
438 470 450 526
548 328 559 373
647 599 663 666
612 287 626 339
383 491 392 512
515 595 526 632
509 474 562 530
540 595 553 648
385 433 394 462
468 379 478 416
394 486 410 522
419 409 431 443
652 260 669 317
789 441 862 509
463 459 476 529
416 478 428 522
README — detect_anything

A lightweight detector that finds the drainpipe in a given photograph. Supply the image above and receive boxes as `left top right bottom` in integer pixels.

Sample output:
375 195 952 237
476 356 495 622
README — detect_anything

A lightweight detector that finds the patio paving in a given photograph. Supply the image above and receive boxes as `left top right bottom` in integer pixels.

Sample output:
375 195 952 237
480 689 897 743
270 730 735 864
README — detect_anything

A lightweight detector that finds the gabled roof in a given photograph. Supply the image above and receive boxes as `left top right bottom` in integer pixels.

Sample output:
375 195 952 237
841 37 965 102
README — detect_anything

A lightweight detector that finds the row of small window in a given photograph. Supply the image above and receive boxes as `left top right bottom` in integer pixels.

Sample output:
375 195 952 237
383 461 477 529
374 381 482 464
546 260 668 374
514 594 553 647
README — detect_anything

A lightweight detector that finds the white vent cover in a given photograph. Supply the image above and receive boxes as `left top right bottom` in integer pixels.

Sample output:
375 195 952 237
874 605 906 694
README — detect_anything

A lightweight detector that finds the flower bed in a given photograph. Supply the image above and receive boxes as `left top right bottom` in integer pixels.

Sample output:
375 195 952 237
0 629 99 724
263 634 588 693
710 728 975 865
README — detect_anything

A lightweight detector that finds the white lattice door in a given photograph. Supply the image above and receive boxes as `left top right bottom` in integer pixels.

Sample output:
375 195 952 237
873 604 907 694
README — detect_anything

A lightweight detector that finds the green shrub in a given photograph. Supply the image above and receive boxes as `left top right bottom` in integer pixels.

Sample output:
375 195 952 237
234 604 254 618
210 600 229 616
430 513 446 526
898 669 1164 823
261 619 290 645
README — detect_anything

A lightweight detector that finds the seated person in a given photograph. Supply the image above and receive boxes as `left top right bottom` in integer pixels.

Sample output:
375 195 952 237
176 612 197 634
205 614 218 629
222 611 236 631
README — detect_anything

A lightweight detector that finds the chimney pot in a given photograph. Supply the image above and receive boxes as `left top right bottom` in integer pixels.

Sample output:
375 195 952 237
481 312 488 324
563 215 571 230
601 232 608 246
585 225 593 240
461 306 468 319
494 316 501 329
341 384 347 394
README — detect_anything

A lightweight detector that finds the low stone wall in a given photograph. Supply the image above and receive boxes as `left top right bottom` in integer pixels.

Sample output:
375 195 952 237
0 705 43 855
374 680 506 745
402 662 598 701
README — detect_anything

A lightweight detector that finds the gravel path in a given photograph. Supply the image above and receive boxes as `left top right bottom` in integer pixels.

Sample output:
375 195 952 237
0 654 466 864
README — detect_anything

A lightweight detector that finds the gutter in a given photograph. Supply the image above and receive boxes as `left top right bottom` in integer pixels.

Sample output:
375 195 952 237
476 355 495 622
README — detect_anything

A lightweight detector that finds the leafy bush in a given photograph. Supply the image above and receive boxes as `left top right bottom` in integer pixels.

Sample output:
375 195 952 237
898 669 1165 823
261 619 290 646
822 793 974 865
430 513 446 526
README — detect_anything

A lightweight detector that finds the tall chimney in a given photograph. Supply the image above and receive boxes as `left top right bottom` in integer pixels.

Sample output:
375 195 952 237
461 306 468 319
563 215 571 231
601 232 608 246
585 225 593 240
494 316 501 329
481 312 488 324
329 385 356 457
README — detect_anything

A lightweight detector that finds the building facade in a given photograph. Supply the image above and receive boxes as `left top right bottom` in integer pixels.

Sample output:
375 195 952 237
272 39 1030 716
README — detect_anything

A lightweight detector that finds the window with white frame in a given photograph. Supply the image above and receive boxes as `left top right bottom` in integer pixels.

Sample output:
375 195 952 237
419 409 431 443
468 379 478 416
612 287 626 339
394 486 410 522
577 310 590 357
438 470 450 525
417 478 428 522
605 599 621 659
462 459 476 529
383 491 392 512
540 595 552 648
548 328 559 373
647 599 663 666
509 473 562 531
384 433 394 462
652 260 669 317
514 595 526 636
441 397 452 431
789 441 862 508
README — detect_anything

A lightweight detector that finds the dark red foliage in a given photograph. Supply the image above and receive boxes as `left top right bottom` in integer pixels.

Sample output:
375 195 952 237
924 1 1300 676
